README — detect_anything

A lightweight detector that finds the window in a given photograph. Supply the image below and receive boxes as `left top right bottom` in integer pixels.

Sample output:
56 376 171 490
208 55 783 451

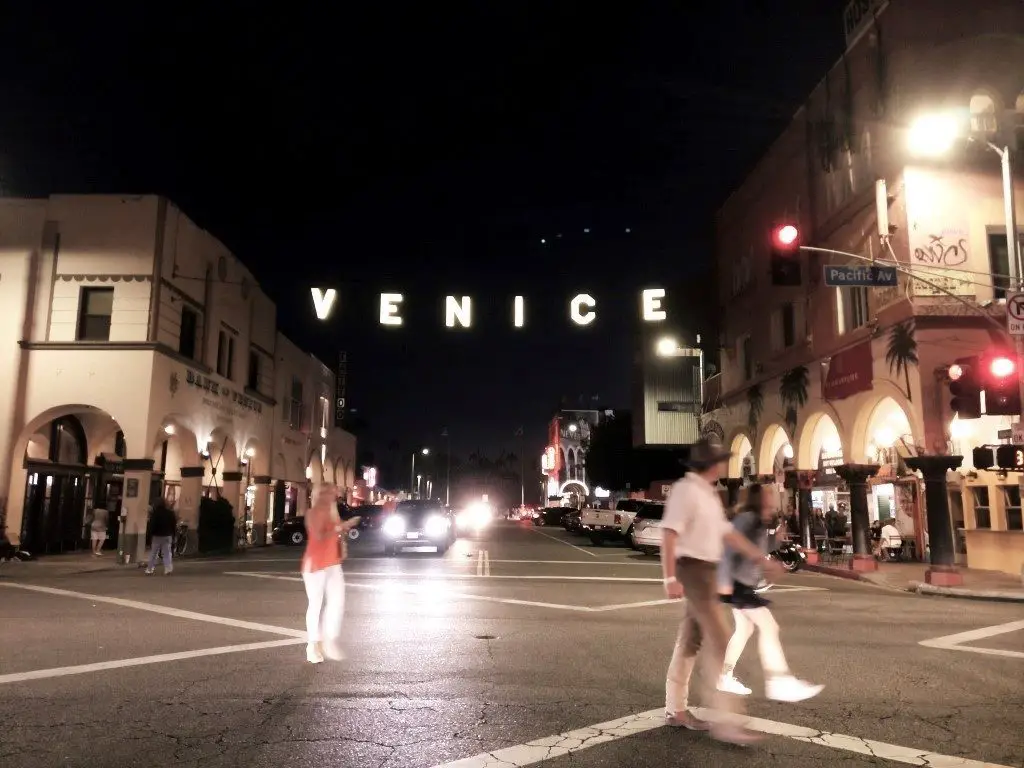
740 335 753 381
1004 485 1023 531
216 328 235 379
179 307 198 359
77 287 114 341
288 377 304 429
771 303 797 350
972 487 991 529
319 395 330 437
247 350 260 391
836 286 868 335
987 230 1024 300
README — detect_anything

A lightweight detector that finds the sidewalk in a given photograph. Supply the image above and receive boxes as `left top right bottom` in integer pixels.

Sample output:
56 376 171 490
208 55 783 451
0 547 274 577
806 560 1024 602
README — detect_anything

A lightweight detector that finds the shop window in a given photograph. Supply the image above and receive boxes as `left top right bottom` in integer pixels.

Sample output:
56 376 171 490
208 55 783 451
77 287 114 341
1004 485 1023 531
972 487 991 529
987 230 1024 300
179 306 198 359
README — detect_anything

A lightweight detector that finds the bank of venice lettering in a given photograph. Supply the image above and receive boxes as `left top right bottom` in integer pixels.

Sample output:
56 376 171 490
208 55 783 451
184 369 263 415
310 288 669 327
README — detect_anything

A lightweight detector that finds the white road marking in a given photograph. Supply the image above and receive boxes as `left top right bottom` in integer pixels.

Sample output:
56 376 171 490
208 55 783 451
919 620 1024 660
228 572 823 612
475 550 491 576
0 582 305 638
429 706 1015 768
0 639 304 686
527 528 598 557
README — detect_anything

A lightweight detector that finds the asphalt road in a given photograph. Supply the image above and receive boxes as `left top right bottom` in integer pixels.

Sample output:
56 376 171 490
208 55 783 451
1 521 1022 768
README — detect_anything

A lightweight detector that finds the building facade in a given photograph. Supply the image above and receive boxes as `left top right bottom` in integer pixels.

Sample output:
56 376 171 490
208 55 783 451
702 0 1024 575
0 194 356 559
541 408 612 501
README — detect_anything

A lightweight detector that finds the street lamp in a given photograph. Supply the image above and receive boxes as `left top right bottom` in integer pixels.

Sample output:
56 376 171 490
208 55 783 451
907 111 1023 420
410 448 429 498
656 336 680 357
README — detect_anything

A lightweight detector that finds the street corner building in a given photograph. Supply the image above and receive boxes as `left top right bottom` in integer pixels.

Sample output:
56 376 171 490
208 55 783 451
0 194 357 562
702 0 1024 577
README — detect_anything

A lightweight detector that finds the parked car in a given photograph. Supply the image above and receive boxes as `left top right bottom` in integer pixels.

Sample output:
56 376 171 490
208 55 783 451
580 499 646 545
629 502 666 554
271 517 307 546
531 507 566 527
562 508 582 532
344 504 386 540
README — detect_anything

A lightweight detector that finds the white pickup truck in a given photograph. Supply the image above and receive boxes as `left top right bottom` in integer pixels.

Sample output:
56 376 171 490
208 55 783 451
580 499 646 545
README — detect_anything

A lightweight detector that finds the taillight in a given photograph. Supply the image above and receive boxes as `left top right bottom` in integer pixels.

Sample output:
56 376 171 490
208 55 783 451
614 514 622 525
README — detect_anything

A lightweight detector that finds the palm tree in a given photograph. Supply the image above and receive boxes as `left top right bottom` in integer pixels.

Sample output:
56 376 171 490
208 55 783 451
779 366 810 432
747 384 764 437
886 321 919 401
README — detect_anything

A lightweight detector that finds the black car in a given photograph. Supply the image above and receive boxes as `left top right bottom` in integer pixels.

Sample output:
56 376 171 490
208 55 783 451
343 504 386 540
381 499 456 555
531 507 565 526
271 517 307 546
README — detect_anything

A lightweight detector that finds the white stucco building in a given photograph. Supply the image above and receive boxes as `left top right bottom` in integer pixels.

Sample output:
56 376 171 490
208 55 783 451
0 194 356 560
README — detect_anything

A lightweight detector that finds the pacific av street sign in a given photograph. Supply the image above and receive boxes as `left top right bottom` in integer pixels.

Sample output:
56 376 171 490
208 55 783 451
823 264 898 288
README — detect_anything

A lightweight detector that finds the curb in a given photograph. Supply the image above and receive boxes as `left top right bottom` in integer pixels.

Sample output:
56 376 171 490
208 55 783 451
805 563 1024 603
910 582 1024 603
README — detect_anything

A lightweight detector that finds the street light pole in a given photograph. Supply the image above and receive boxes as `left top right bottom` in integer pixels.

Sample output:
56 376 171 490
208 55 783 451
994 143 1024 419
445 432 451 506
410 452 416 498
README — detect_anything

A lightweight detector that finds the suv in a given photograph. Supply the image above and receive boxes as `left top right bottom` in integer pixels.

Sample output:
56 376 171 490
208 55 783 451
629 502 666 555
381 500 456 555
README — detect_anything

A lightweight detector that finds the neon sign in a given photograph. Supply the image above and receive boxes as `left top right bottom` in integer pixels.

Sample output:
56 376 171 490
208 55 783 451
311 288 669 327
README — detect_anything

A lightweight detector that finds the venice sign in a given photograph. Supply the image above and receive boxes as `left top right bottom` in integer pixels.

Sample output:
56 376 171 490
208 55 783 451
311 288 670 327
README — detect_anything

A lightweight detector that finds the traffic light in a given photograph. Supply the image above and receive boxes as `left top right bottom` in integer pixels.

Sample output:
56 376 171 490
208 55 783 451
770 224 801 287
948 355 982 419
983 352 1021 416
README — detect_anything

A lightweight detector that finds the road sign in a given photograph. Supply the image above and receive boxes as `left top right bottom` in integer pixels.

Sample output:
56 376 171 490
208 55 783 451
998 428 1013 439
823 264 898 288
1007 292 1024 335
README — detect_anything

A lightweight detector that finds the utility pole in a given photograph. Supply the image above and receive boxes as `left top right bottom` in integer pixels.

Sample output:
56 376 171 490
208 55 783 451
442 428 451 506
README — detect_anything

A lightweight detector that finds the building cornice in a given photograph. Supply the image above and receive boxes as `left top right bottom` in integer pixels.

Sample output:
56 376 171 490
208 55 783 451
17 340 278 407
57 274 152 283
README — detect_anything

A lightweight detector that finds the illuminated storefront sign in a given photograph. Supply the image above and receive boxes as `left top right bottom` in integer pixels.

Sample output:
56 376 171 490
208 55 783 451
311 288 669 327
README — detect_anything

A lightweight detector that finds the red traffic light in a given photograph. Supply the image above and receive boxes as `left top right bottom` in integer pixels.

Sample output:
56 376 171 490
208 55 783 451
989 356 1015 378
774 224 799 248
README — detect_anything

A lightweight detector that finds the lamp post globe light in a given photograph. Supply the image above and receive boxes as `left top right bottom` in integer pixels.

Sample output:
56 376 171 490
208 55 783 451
410 447 431 498
656 336 679 357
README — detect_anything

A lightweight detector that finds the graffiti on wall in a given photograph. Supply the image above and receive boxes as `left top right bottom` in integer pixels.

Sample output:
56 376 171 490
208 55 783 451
910 228 973 297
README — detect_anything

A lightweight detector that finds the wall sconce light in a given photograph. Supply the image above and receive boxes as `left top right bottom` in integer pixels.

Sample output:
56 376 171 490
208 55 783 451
245 446 256 458
305 466 313 480
163 424 176 436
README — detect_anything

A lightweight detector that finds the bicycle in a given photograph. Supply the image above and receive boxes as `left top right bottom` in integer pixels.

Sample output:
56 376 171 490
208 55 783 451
174 522 190 556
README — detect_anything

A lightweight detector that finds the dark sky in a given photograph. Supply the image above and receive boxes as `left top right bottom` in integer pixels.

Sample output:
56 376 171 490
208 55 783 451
0 3 846 485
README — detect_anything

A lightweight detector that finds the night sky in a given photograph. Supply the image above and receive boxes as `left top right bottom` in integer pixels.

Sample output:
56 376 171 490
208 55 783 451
0 3 846 484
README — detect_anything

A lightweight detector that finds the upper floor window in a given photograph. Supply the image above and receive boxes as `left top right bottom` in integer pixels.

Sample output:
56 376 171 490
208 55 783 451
179 306 198 359
77 287 114 341
247 349 260 391
836 285 868 335
319 395 330 437
771 303 797 350
288 376 304 430
216 327 235 380
987 230 1024 300
731 251 753 296
740 335 753 381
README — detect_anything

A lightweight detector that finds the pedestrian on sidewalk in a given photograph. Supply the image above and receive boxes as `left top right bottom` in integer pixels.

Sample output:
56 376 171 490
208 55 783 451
302 484 360 664
662 438 784 746
146 500 177 575
88 505 108 556
717 483 823 702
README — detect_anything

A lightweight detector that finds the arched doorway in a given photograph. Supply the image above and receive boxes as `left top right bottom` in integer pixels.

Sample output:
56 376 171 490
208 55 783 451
798 412 847 518
728 434 755 480
759 424 793 477
151 420 200 513
18 408 127 554
559 479 588 508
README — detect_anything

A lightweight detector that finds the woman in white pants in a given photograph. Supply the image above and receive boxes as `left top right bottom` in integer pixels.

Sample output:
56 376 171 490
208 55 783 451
718 484 823 702
302 485 359 664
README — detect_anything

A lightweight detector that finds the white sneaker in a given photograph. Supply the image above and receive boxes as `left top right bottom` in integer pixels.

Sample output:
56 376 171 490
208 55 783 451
766 675 824 702
306 643 324 664
144 568 155 575
322 640 345 661
718 674 752 695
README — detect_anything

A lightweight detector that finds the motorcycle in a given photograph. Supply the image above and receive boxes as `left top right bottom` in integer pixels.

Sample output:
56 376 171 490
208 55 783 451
754 529 807 593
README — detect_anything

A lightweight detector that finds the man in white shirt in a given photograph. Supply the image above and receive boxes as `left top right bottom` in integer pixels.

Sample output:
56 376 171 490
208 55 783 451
661 438 783 746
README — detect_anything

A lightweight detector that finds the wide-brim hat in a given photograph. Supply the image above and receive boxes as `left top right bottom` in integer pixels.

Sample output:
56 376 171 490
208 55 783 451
687 437 732 469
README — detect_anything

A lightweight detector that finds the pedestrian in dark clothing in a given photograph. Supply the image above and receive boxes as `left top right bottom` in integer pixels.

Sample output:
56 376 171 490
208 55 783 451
147 501 177 575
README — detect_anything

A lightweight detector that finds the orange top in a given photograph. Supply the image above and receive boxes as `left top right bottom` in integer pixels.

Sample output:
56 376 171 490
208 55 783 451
302 512 341 572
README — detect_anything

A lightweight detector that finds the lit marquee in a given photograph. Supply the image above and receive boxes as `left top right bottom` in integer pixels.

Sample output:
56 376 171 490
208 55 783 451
309 288 670 328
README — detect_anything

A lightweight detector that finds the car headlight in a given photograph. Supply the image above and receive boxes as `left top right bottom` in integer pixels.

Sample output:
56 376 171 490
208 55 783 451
382 516 406 537
424 514 448 538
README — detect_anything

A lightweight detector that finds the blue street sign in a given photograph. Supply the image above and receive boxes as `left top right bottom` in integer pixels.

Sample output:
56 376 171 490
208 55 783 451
823 264 898 287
